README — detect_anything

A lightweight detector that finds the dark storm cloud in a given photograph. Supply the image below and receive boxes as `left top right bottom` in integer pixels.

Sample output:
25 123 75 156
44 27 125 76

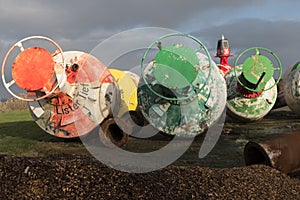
0 0 297 99
191 18 300 71
0 0 269 50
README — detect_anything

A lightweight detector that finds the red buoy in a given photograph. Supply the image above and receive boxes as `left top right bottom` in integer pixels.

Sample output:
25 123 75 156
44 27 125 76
216 35 233 76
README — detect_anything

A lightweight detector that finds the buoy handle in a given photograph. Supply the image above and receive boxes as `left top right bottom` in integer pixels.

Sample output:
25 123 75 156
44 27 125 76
2 36 66 101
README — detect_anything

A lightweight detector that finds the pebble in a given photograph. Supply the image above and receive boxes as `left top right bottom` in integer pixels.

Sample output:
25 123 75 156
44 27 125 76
0 154 300 199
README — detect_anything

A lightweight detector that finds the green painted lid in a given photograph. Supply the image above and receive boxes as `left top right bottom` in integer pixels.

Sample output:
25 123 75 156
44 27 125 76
242 54 274 92
153 44 198 89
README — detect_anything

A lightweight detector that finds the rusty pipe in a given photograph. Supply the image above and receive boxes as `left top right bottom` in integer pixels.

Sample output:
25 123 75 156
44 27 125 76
244 131 300 174
100 118 129 147
99 109 149 147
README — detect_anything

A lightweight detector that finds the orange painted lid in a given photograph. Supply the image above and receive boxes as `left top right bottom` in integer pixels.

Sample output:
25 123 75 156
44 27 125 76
12 46 55 91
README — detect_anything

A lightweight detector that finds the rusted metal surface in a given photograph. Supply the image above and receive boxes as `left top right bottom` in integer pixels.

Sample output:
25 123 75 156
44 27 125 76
94 69 140 146
100 118 129 147
244 131 300 174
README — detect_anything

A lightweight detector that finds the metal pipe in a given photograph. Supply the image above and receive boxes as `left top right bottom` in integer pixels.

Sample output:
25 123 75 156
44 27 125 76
100 118 128 147
244 131 300 174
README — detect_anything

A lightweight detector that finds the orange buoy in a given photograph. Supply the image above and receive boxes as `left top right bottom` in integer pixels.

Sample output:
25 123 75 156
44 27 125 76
12 47 55 92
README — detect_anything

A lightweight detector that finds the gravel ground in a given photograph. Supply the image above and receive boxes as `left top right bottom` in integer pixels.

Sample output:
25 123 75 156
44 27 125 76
0 154 300 199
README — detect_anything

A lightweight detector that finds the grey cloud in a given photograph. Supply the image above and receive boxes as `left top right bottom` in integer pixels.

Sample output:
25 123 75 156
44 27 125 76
191 18 300 72
0 1 277 64
0 0 296 99
0 0 272 39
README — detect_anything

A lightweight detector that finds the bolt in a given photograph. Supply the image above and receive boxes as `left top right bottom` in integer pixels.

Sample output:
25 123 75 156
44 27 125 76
71 63 79 72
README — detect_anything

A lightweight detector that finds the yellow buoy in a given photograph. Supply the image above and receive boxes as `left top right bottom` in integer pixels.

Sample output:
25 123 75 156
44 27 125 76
109 69 139 117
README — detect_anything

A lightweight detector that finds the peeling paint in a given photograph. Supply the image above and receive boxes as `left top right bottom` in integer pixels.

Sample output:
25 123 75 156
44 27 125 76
29 51 117 138
138 51 226 136
225 65 277 121
284 65 300 114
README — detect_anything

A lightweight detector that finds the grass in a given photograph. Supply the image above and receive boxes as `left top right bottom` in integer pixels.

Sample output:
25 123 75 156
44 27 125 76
0 110 86 157
0 110 32 122
1 107 300 169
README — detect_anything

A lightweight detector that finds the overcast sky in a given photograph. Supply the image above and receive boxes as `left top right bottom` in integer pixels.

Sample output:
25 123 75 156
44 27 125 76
1 0 300 99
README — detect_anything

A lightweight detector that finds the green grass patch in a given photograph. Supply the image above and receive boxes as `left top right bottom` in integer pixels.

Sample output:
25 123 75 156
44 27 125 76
0 135 37 155
0 110 86 157
0 110 32 122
